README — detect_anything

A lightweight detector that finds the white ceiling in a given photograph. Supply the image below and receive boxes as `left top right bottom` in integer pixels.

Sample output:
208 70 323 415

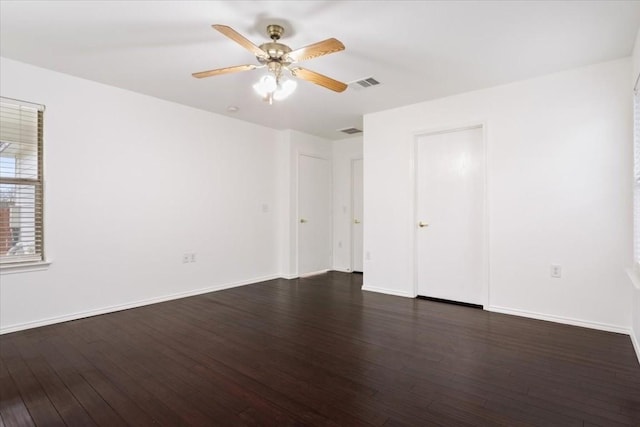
1 1 639 139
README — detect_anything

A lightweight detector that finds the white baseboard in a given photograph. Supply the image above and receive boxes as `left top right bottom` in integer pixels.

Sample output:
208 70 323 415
487 305 631 335
299 269 329 278
626 268 640 365
279 273 298 280
631 329 640 366
361 285 414 298
0 274 280 335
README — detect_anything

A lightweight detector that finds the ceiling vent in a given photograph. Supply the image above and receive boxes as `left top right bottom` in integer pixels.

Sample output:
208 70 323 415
354 77 380 88
339 127 363 135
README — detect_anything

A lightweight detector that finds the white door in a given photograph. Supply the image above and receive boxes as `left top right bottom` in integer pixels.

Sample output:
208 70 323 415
415 126 484 305
351 158 364 272
298 154 332 276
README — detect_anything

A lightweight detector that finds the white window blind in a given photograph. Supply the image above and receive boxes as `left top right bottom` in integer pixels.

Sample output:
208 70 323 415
0 97 44 264
635 90 640 266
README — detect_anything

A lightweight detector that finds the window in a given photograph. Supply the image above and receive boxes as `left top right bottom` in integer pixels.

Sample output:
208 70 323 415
0 97 44 264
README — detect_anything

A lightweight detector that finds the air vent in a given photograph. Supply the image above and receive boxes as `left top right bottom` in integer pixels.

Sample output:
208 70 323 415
355 77 380 88
339 127 363 135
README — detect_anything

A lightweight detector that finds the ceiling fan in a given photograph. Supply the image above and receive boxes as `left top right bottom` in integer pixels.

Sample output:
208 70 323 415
193 24 348 103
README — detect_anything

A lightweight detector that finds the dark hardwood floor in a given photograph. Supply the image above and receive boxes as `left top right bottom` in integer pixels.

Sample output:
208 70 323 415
1 271 639 426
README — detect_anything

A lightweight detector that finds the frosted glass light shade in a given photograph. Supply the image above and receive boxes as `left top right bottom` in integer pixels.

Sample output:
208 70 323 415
253 75 277 97
273 79 297 101
253 74 296 102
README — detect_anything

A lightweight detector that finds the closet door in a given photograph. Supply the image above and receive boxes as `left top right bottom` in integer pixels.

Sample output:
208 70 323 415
298 154 332 276
415 126 485 305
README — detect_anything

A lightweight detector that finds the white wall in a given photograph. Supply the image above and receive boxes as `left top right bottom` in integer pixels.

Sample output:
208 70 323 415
364 58 633 332
0 58 283 333
332 136 363 272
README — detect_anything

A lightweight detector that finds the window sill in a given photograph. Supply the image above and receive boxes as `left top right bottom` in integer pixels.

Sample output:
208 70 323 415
627 267 640 291
0 260 52 275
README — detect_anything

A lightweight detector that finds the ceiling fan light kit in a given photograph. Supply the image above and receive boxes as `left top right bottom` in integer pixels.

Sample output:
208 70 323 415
193 23 347 104
252 74 298 104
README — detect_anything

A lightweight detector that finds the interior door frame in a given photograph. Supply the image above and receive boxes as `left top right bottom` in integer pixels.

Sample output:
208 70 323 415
410 122 490 306
296 152 333 277
350 157 364 273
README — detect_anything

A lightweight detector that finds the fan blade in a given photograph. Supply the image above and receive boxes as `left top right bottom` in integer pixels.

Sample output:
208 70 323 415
290 67 348 92
192 64 257 78
285 38 345 63
212 24 268 59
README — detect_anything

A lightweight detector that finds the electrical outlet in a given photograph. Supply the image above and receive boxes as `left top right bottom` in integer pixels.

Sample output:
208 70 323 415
182 254 190 264
550 264 562 278
190 253 196 263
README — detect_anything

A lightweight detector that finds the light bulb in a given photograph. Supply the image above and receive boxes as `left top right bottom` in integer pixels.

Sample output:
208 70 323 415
252 83 266 97
273 79 297 101
263 75 277 92
253 75 277 97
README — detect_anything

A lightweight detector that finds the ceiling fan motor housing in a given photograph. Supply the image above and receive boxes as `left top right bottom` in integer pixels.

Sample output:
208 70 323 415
257 42 292 64
257 25 293 66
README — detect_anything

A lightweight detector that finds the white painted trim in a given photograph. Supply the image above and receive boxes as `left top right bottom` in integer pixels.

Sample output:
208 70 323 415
0 260 52 275
350 157 364 273
332 268 352 274
482 123 491 307
487 305 631 335
299 269 329 278
0 274 280 335
279 273 299 280
412 123 483 137
627 267 640 291
628 267 640 365
631 330 640 366
362 285 413 298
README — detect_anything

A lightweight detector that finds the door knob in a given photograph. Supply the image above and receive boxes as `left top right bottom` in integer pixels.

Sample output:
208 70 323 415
418 221 429 228
354 219 361 224
300 218 308 223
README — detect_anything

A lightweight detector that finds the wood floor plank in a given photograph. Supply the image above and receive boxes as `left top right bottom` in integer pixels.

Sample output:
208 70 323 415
1 339 65 427
87 317 264 425
0 357 35 427
119 306 368 426
30 338 129 427
12 345 97 427
1 271 639 426
44 336 160 427
61 334 192 427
